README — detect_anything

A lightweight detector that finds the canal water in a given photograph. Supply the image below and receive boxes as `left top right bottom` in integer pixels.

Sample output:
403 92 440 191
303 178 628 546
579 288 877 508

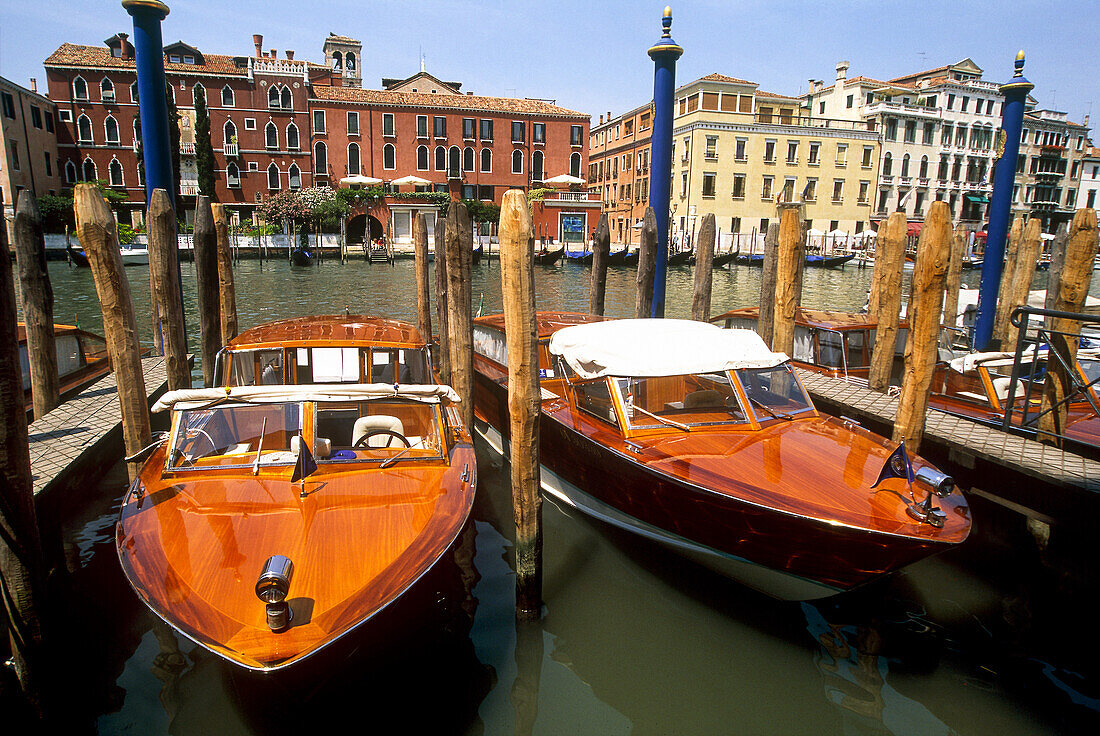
17 259 1099 734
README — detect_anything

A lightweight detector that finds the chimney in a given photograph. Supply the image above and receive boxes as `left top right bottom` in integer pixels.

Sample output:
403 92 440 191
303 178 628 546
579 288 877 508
1084 114 1090 127
253 34 263 58
285 50 294 60
118 32 133 60
835 61 849 82
29 79 37 93
270 49 277 60
607 111 611 121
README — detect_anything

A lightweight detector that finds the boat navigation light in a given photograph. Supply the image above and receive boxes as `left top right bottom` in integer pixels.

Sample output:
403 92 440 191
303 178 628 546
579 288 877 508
914 466 955 497
256 555 294 631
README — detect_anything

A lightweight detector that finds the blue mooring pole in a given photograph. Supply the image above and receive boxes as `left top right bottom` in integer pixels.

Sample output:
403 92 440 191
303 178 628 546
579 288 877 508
647 7 683 318
123 0 175 210
973 51 1033 350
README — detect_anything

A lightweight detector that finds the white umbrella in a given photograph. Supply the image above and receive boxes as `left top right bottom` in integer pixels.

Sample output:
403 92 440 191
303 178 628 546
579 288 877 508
543 174 586 186
340 175 383 186
391 175 432 186
806 228 825 237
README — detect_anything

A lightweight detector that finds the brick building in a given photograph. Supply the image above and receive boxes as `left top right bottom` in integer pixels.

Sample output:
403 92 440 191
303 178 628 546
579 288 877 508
1 75 62 233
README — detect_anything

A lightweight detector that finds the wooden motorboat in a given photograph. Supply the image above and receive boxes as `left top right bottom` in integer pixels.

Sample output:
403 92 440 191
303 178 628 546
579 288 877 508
534 245 565 265
67 245 148 266
471 313 970 600
117 382 475 673
18 323 117 415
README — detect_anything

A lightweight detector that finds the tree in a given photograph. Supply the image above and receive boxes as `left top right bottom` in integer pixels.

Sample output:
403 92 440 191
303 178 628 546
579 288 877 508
193 85 217 201
37 181 129 232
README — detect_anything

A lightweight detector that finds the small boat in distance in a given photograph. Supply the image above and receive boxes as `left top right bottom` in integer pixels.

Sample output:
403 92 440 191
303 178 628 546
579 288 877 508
534 245 565 265
290 247 314 266
68 245 149 267
805 254 855 268
471 313 970 600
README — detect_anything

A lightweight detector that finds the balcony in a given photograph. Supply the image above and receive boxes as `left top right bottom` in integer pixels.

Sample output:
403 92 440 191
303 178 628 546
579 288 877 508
447 167 462 180
224 143 239 157
180 142 196 155
101 90 115 102
180 183 200 196
704 153 718 162
542 191 601 207
862 100 942 121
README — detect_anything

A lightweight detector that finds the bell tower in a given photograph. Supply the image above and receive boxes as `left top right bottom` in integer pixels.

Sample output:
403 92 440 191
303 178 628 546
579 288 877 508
322 33 362 88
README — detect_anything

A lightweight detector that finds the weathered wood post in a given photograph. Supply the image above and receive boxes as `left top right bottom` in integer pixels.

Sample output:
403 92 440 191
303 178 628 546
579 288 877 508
1003 218 1043 350
0 220 47 701
589 213 610 316
893 201 952 452
147 190 190 390
691 212 716 322
435 217 450 382
867 213 909 391
635 207 657 319
1044 223 1069 321
1039 209 1098 445
758 222 780 347
74 183 152 480
192 196 221 387
942 225 968 332
414 213 433 344
445 202 474 432
992 215 1026 348
211 203 238 345
13 191 59 420
499 189 542 620
771 204 804 358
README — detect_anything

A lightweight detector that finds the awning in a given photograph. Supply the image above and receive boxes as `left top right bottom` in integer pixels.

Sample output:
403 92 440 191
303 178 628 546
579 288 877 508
965 194 990 204
152 383 460 412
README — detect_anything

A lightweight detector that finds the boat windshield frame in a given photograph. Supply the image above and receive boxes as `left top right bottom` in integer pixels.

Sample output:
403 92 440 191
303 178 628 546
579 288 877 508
311 398 446 467
610 371 751 431
166 401 305 472
734 363 815 422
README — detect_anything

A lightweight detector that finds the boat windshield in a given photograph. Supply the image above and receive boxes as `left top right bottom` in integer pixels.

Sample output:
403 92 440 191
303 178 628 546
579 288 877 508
314 399 443 465
169 403 302 469
736 364 813 421
224 346 430 386
613 372 748 430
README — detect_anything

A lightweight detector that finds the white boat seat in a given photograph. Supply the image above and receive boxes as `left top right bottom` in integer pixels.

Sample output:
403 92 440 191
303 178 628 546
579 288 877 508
224 442 252 455
352 415 405 447
991 377 1013 402
684 389 723 409
291 435 331 459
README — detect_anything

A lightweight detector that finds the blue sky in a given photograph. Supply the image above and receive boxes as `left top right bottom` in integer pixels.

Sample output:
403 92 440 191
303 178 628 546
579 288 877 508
1 0 1095 127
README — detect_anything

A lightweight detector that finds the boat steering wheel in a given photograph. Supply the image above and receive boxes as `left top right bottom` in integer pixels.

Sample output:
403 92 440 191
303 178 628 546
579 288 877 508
353 430 411 449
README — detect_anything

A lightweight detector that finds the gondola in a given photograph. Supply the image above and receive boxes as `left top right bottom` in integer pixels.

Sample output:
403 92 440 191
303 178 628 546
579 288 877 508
290 248 314 266
805 254 855 268
534 246 565 265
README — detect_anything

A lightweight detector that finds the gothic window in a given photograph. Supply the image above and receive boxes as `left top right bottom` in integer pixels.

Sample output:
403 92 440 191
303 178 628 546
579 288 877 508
100 78 115 100
289 164 301 189
224 120 237 144
77 114 93 143
222 85 234 107
227 162 240 188
82 157 97 182
65 160 77 183
192 83 205 106
268 86 280 108
267 163 280 189
104 115 120 145
73 76 88 100
108 159 124 186
265 122 278 149
287 122 300 150
280 87 292 109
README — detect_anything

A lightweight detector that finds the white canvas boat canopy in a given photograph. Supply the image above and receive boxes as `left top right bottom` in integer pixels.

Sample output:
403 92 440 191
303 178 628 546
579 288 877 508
152 383 460 413
549 319 787 380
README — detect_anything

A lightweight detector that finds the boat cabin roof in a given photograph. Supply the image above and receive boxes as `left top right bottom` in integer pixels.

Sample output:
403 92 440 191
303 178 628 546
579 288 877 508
17 323 85 343
474 311 606 341
711 307 881 331
152 383 460 412
549 319 787 379
226 315 426 351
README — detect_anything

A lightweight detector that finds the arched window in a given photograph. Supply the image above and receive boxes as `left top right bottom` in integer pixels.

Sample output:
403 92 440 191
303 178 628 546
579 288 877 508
77 114 93 143
480 148 492 173
332 51 343 70
130 81 138 102
434 145 446 171
570 152 581 178
108 159 124 186
383 143 396 170
268 85 280 108
919 155 929 179
289 163 302 190
287 122 300 150
448 146 460 176
901 153 910 178
104 115 120 145
73 76 88 100
314 141 327 174
82 158 97 182
227 162 240 188
345 52 356 71
417 145 429 171
224 120 237 145
512 149 523 174
221 85 234 107
348 142 361 175
280 87 292 110
100 78 115 101
532 150 544 182
882 152 892 176
64 160 77 184
133 117 141 148
267 163 280 189
265 122 278 149
192 83 205 106
463 146 474 172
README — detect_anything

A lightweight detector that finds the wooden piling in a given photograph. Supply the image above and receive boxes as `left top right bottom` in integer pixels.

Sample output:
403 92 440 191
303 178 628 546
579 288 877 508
73 183 152 480
146 190 190 390
867 213 908 392
589 213 610 316
13 190 59 420
892 201 952 452
0 218 47 699
635 207 657 319
692 213 716 322
414 213 433 344
1044 222 1069 324
192 196 222 387
1003 218 1043 349
992 215 1026 349
1039 209 1099 446
941 225 968 331
498 189 542 620
445 202 474 433
758 223 780 348
771 204 804 359
435 217 450 383
211 203 238 345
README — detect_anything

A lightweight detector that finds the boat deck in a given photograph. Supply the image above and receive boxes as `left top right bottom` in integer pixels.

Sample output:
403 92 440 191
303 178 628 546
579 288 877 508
795 368 1100 526
29 355 189 501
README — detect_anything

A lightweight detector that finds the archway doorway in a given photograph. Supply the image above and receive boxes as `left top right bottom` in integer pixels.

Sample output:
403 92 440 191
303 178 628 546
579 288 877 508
347 214 384 244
